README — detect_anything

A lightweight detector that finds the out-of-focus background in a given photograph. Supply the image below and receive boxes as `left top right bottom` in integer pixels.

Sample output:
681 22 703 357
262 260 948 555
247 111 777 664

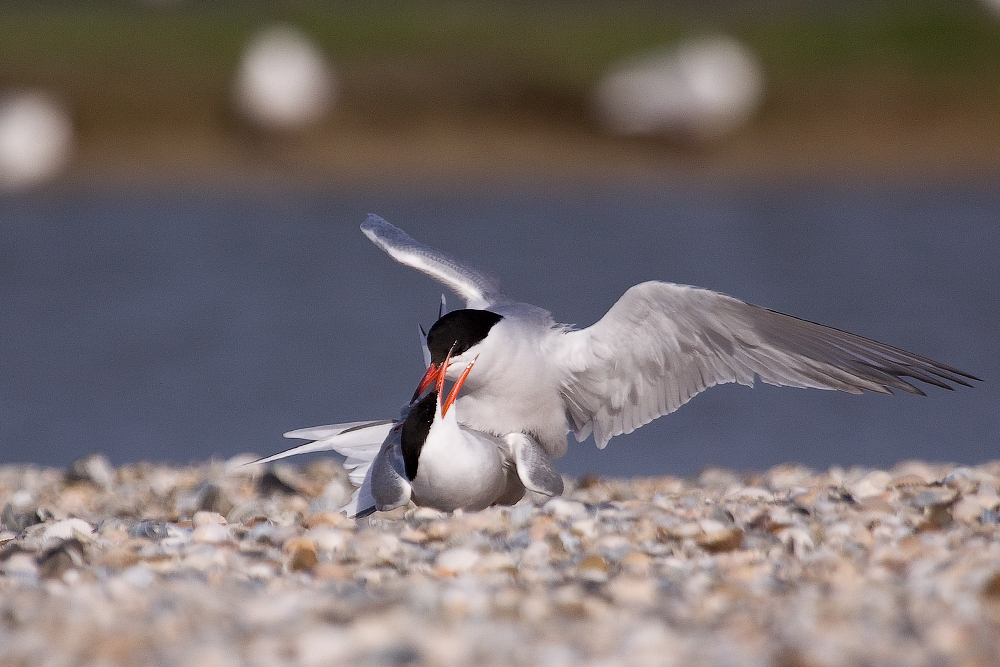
0 1 997 476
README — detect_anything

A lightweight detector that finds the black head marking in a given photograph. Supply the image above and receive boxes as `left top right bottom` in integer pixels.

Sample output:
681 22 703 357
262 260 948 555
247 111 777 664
425 309 503 364
400 392 437 480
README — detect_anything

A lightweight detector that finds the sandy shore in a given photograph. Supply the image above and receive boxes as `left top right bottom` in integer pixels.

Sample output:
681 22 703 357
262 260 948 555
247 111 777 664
2 455 999 666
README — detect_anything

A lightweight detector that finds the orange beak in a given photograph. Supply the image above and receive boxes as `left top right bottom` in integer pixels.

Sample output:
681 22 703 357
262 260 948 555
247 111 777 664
436 351 478 417
410 362 441 404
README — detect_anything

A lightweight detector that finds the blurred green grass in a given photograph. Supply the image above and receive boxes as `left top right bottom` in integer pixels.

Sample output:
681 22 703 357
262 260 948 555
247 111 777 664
2 1 998 177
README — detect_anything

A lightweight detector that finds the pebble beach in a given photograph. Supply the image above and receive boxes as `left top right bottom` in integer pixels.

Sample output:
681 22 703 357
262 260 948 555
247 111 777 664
2 455 1000 667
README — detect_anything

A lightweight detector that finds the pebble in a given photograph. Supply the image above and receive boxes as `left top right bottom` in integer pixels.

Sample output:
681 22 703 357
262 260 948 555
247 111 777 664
845 470 892 499
435 548 481 575
190 523 231 544
40 518 93 543
1 459 999 666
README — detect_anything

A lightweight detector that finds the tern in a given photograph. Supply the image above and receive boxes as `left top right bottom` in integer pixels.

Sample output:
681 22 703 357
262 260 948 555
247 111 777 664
363 214 979 461
247 351 562 516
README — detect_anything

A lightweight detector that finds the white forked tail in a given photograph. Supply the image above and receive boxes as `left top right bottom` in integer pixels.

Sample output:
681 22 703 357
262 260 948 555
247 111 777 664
242 419 397 517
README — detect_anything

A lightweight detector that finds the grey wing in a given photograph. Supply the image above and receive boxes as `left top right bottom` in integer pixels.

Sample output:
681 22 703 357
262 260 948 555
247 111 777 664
340 465 379 518
556 281 978 449
370 424 412 512
506 433 564 497
361 214 510 309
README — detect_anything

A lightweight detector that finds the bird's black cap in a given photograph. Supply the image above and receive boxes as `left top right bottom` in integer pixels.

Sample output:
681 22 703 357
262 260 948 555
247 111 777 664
426 309 503 364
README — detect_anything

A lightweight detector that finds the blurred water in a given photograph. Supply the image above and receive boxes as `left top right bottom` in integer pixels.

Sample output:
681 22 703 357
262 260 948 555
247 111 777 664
0 179 995 477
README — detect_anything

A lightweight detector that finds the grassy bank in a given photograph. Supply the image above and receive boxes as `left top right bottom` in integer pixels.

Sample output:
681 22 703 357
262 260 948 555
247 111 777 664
2 1 999 182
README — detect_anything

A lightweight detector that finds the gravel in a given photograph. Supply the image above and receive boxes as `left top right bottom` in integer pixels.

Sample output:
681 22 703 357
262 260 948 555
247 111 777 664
2 454 1000 667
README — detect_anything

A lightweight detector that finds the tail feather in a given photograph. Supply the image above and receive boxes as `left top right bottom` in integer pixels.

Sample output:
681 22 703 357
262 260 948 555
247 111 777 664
244 420 396 489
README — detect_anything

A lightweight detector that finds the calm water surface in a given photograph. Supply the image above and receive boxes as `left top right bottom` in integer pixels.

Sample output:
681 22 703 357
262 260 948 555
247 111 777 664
0 180 995 476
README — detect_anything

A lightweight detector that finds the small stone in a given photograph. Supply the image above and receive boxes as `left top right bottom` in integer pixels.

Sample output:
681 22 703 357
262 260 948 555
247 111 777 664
911 488 958 509
303 511 355 530
918 505 953 531
569 518 598 539
519 540 551 569
305 527 347 553
191 523 232 544
441 583 490 617
696 523 744 553
411 507 446 521
981 509 1000 524
890 461 938 485
129 520 170 540
98 546 142 570
193 511 227 527
197 484 234 515
477 552 517 573
41 518 94 543
576 554 608 581
38 538 87 580
1 504 42 533
436 548 481 576
312 561 351 580
777 527 814 554
943 467 980 495
67 453 114 489
544 498 588 520
726 486 772 501
857 496 894 513
891 474 931 488
619 551 652 575
846 471 891 499
949 498 984 524
606 577 658 606
0 552 38 578
518 593 551 623
766 465 817 491
296 627 352 667
661 521 703 540
981 572 1000 601
399 528 429 543
284 537 318 572
119 564 156 588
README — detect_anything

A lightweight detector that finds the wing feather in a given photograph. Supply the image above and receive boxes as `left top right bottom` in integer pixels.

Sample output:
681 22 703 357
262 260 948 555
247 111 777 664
558 281 979 449
361 214 510 309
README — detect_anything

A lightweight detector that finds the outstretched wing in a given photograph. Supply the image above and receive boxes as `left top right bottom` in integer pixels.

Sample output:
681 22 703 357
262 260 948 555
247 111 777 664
361 214 510 309
557 281 978 449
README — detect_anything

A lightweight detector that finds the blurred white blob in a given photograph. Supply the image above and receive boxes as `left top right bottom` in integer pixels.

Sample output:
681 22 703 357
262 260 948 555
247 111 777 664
0 91 73 190
233 25 336 131
594 36 764 141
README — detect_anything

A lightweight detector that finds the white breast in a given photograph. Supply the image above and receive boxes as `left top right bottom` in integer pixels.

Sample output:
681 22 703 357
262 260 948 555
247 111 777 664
409 422 509 512
449 313 572 458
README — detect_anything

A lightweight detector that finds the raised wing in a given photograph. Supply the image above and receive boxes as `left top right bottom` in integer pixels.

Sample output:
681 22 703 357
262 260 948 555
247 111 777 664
361 214 510 309
558 281 978 449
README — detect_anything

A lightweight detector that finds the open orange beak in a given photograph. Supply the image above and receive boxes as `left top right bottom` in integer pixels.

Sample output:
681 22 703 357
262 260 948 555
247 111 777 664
435 351 478 417
410 362 441 404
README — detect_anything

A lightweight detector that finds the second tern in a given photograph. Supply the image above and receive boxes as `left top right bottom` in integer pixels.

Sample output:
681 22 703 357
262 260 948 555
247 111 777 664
249 349 562 515
363 214 979 461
